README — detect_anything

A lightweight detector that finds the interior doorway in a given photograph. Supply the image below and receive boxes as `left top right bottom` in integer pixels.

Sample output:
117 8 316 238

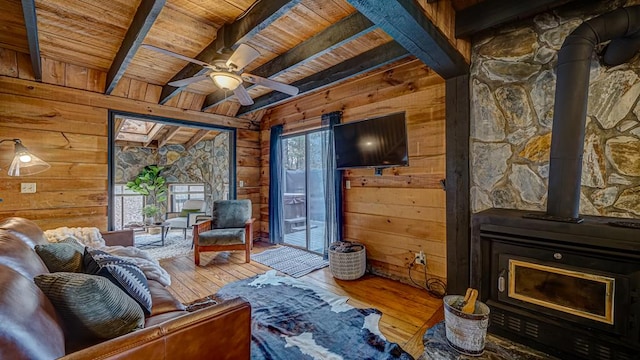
108 112 236 232
281 131 329 255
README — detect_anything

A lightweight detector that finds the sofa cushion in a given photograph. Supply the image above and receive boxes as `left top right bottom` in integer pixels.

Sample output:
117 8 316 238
84 249 153 315
0 217 48 248
34 272 144 340
149 280 186 316
35 238 85 273
0 230 50 279
0 265 65 360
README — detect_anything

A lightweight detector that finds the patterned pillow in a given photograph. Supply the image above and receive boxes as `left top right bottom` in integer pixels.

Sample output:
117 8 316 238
35 238 85 273
34 272 144 339
84 249 152 315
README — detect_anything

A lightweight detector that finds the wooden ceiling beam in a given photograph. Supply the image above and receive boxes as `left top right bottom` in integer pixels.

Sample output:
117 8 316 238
159 0 303 105
202 12 377 110
456 0 573 37
114 118 126 139
116 141 157 149
105 0 166 94
184 129 209 150
20 0 41 81
346 0 468 79
236 41 409 116
157 125 181 148
144 123 164 147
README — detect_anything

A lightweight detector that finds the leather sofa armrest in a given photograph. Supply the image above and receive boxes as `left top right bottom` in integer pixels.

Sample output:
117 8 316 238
60 297 251 360
101 229 134 247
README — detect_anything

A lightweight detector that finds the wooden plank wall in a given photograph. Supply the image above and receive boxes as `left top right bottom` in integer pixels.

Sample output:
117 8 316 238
0 48 260 232
261 59 447 285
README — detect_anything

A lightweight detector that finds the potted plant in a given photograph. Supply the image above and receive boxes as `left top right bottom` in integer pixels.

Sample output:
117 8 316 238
127 165 168 226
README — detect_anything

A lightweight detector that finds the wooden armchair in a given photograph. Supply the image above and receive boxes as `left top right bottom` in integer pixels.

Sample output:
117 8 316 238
193 199 255 265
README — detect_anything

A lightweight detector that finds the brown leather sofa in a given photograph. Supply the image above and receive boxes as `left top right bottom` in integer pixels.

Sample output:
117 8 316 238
0 217 251 360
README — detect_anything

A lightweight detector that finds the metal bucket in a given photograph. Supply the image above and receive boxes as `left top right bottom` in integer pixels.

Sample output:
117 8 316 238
443 295 490 356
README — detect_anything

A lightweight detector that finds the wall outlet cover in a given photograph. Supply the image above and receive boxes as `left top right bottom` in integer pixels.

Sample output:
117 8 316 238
21 183 36 193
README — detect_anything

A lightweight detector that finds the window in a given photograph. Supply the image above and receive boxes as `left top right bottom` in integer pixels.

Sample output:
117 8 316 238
113 184 145 230
169 183 205 212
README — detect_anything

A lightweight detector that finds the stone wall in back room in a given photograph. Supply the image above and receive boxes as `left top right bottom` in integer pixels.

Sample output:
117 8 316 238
115 132 230 214
470 0 640 218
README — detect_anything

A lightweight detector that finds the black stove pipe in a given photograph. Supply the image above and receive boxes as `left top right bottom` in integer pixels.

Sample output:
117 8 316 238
547 6 640 220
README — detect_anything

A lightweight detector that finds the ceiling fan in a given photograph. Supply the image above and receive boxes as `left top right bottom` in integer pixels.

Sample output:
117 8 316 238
141 44 299 106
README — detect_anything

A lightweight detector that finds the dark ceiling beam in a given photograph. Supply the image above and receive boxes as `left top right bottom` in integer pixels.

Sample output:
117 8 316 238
159 0 303 104
456 0 573 37
203 12 377 109
105 0 165 94
185 129 209 150
236 41 409 116
346 0 468 79
20 0 42 81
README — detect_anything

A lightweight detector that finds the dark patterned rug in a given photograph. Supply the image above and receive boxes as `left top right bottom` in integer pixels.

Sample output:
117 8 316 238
215 270 413 360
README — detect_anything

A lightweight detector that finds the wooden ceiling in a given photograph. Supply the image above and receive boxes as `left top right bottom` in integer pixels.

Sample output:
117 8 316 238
114 116 219 149
1 0 576 121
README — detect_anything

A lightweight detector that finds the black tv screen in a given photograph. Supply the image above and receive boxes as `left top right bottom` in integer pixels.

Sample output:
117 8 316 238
334 112 408 170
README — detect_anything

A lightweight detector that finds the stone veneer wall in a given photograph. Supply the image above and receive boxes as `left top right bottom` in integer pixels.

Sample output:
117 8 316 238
470 0 640 218
115 132 230 213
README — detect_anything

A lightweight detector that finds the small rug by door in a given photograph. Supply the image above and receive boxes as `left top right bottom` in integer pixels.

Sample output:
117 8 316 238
216 270 413 360
251 246 328 278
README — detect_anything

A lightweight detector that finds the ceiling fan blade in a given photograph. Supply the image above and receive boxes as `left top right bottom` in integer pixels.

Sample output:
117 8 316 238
233 85 254 106
226 44 260 71
141 44 211 68
168 74 210 87
242 73 299 96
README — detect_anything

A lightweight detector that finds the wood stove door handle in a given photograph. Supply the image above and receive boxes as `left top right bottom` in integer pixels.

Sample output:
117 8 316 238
498 269 506 293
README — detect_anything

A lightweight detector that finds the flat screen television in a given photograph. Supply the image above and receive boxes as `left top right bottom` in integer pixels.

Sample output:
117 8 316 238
333 112 408 170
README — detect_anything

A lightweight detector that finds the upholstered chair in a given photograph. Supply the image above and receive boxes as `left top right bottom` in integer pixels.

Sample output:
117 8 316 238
193 199 255 265
165 199 206 239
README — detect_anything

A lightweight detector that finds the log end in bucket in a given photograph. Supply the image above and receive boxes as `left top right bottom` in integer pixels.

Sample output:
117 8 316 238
443 294 490 356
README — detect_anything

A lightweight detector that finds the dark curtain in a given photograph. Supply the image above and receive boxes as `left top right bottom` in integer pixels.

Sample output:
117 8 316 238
321 112 343 258
268 125 284 244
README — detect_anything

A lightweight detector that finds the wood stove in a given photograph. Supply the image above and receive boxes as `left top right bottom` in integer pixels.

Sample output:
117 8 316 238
472 209 640 359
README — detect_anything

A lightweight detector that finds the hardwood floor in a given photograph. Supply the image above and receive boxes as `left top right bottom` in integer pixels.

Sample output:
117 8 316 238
160 242 444 359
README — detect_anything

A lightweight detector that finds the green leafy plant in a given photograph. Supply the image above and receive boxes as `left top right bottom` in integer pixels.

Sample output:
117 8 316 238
127 165 168 222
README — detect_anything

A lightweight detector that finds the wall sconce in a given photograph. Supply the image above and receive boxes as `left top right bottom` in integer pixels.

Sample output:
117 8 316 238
0 139 50 176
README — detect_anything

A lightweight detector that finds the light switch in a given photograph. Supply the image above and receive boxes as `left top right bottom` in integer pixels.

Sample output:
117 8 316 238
21 183 36 193
239 180 244 187
345 180 351 189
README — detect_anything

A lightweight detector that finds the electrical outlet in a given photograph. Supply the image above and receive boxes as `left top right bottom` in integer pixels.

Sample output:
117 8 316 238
414 251 426 265
21 183 36 193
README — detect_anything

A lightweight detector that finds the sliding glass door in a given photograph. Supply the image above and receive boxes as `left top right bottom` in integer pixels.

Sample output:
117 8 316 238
281 131 328 254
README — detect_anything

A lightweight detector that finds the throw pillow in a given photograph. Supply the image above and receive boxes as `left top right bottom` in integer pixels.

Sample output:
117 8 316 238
84 249 152 315
179 208 201 217
35 238 85 273
34 272 144 339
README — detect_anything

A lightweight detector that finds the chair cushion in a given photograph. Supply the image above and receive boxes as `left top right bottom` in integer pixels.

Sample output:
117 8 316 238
34 272 144 340
212 200 251 228
165 217 188 228
198 228 245 246
35 238 85 273
84 249 153 315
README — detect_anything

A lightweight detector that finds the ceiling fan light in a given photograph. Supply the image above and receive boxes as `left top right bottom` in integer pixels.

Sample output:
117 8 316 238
209 72 242 91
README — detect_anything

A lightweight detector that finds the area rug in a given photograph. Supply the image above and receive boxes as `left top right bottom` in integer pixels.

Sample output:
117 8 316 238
251 246 328 278
216 270 413 360
134 231 192 261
